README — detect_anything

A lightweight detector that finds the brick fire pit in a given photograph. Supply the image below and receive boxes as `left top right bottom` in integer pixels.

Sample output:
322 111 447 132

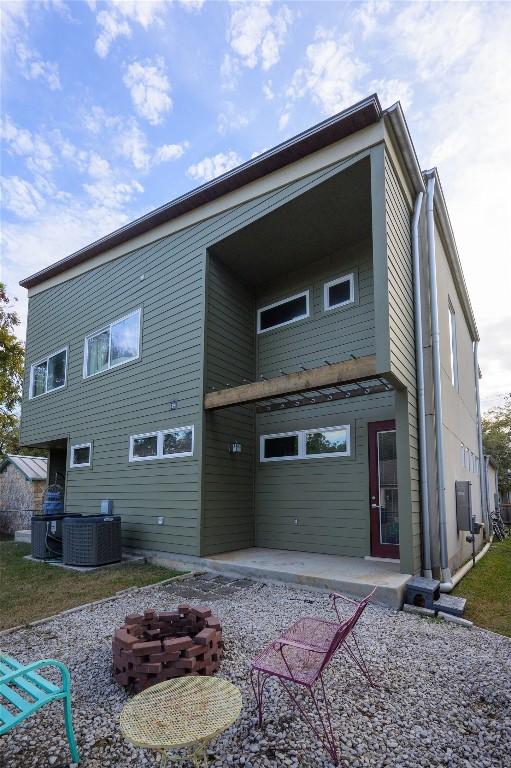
113 605 224 692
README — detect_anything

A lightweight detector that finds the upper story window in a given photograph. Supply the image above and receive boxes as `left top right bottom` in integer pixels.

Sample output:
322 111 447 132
260 425 350 462
84 309 141 378
257 291 309 334
324 273 354 311
29 348 67 399
129 425 194 462
448 300 459 391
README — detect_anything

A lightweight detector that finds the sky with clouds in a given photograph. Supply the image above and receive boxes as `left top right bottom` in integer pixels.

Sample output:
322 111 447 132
1 0 510 410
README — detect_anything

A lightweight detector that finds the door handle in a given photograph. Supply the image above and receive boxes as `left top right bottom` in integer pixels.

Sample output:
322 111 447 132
371 504 381 509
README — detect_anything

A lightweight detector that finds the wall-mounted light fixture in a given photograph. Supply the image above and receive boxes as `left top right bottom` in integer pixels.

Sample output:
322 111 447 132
228 440 242 455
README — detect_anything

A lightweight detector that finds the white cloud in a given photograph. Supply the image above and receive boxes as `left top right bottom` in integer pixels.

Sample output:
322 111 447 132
286 29 368 115
115 122 151 170
84 178 144 208
95 8 131 58
187 151 242 183
352 0 390 39
0 176 45 219
369 78 413 111
1 117 54 173
88 152 112 179
278 111 289 131
93 0 168 58
392 3 482 82
15 41 61 90
123 58 172 125
153 141 189 163
228 2 293 71
220 53 240 91
262 80 274 100
217 102 251 135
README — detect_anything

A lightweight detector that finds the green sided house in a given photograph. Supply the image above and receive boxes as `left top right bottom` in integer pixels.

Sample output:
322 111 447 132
19 95 490 601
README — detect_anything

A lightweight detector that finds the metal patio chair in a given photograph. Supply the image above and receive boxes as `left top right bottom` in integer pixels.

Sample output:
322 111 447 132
250 588 377 766
0 654 80 764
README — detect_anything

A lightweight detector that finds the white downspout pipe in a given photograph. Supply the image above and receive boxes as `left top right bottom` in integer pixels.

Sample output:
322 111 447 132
474 341 489 532
425 173 452 587
411 191 432 577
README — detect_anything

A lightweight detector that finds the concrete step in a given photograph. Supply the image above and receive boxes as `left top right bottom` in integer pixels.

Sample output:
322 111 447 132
131 546 411 609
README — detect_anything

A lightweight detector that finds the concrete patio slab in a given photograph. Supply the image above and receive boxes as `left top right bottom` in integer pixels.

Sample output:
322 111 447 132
139 547 412 609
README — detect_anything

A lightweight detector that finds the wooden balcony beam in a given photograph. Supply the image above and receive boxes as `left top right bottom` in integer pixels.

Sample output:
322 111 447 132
204 354 378 411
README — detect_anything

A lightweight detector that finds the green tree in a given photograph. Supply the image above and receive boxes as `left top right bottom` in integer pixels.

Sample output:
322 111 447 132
482 394 511 495
0 283 25 458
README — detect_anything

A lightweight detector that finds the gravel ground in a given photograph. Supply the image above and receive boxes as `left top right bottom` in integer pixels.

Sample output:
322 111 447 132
1 574 510 768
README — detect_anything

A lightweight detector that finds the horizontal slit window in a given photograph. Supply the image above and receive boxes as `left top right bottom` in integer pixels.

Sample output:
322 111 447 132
257 291 309 333
70 443 92 468
84 309 141 378
30 348 67 398
324 273 354 311
261 425 350 462
129 426 194 462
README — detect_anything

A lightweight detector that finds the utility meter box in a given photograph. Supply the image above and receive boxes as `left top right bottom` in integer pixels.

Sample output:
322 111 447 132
101 499 113 515
455 481 472 531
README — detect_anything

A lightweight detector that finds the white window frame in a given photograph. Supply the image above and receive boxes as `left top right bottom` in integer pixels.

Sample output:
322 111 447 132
129 426 194 462
70 442 92 468
257 291 309 334
29 346 68 399
161 426 195 459
83 308 141 379
448 300 459 391
324 273 355 311
260 425 351 462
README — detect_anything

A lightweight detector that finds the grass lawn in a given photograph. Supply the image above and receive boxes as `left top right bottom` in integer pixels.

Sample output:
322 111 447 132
0 542 181 631
452 536 511 637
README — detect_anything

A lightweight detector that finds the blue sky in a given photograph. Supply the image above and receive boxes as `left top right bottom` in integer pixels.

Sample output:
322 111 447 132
1 0 510 408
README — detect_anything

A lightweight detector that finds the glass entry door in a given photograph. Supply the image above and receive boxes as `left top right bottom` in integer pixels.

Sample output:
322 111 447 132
368 421 400 559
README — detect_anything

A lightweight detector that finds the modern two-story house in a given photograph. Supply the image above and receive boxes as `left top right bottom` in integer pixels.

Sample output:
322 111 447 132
19 95 489 598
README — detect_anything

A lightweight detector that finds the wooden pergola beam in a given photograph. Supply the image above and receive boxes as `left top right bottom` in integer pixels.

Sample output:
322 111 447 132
204 354 378 411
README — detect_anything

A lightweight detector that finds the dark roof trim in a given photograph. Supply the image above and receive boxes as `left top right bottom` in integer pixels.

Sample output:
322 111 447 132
20 95 382 289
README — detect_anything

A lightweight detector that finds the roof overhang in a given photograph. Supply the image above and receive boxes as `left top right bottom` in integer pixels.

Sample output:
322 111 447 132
20 94 382 290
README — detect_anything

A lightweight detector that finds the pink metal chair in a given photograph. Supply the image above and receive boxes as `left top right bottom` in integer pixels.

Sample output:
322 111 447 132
250 588 378 766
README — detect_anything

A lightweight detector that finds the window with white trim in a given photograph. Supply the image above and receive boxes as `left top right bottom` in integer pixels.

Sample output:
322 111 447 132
70 443 92 468
260 425 350 462
129 426 194 462
324 273 354 311
30 348 67 398
84 309 141 378
257 291 309 333
448 300 459 391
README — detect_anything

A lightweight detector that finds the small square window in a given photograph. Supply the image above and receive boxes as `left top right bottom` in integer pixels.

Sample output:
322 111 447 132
263 434 299 460
324 274 354 311
162 427 193 456
70 443 92 468
131 434 158 460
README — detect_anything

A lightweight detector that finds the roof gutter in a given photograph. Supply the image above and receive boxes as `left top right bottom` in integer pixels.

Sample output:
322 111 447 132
20 95 382 290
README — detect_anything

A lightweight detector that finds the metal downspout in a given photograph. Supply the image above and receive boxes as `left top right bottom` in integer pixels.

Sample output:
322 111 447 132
411 191 432 577
425 173 452 586
474 341 489 532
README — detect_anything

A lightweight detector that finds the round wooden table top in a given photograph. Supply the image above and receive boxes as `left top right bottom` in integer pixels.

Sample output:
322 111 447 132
119 676 243 751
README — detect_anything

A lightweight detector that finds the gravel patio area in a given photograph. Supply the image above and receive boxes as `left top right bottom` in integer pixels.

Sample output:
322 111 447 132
1 573 510 768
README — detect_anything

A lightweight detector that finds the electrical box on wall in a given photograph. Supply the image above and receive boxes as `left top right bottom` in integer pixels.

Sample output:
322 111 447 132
455 481 472 531
101 499 113 515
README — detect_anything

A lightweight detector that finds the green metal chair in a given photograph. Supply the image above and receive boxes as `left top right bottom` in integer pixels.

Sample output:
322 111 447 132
0 654 80 764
